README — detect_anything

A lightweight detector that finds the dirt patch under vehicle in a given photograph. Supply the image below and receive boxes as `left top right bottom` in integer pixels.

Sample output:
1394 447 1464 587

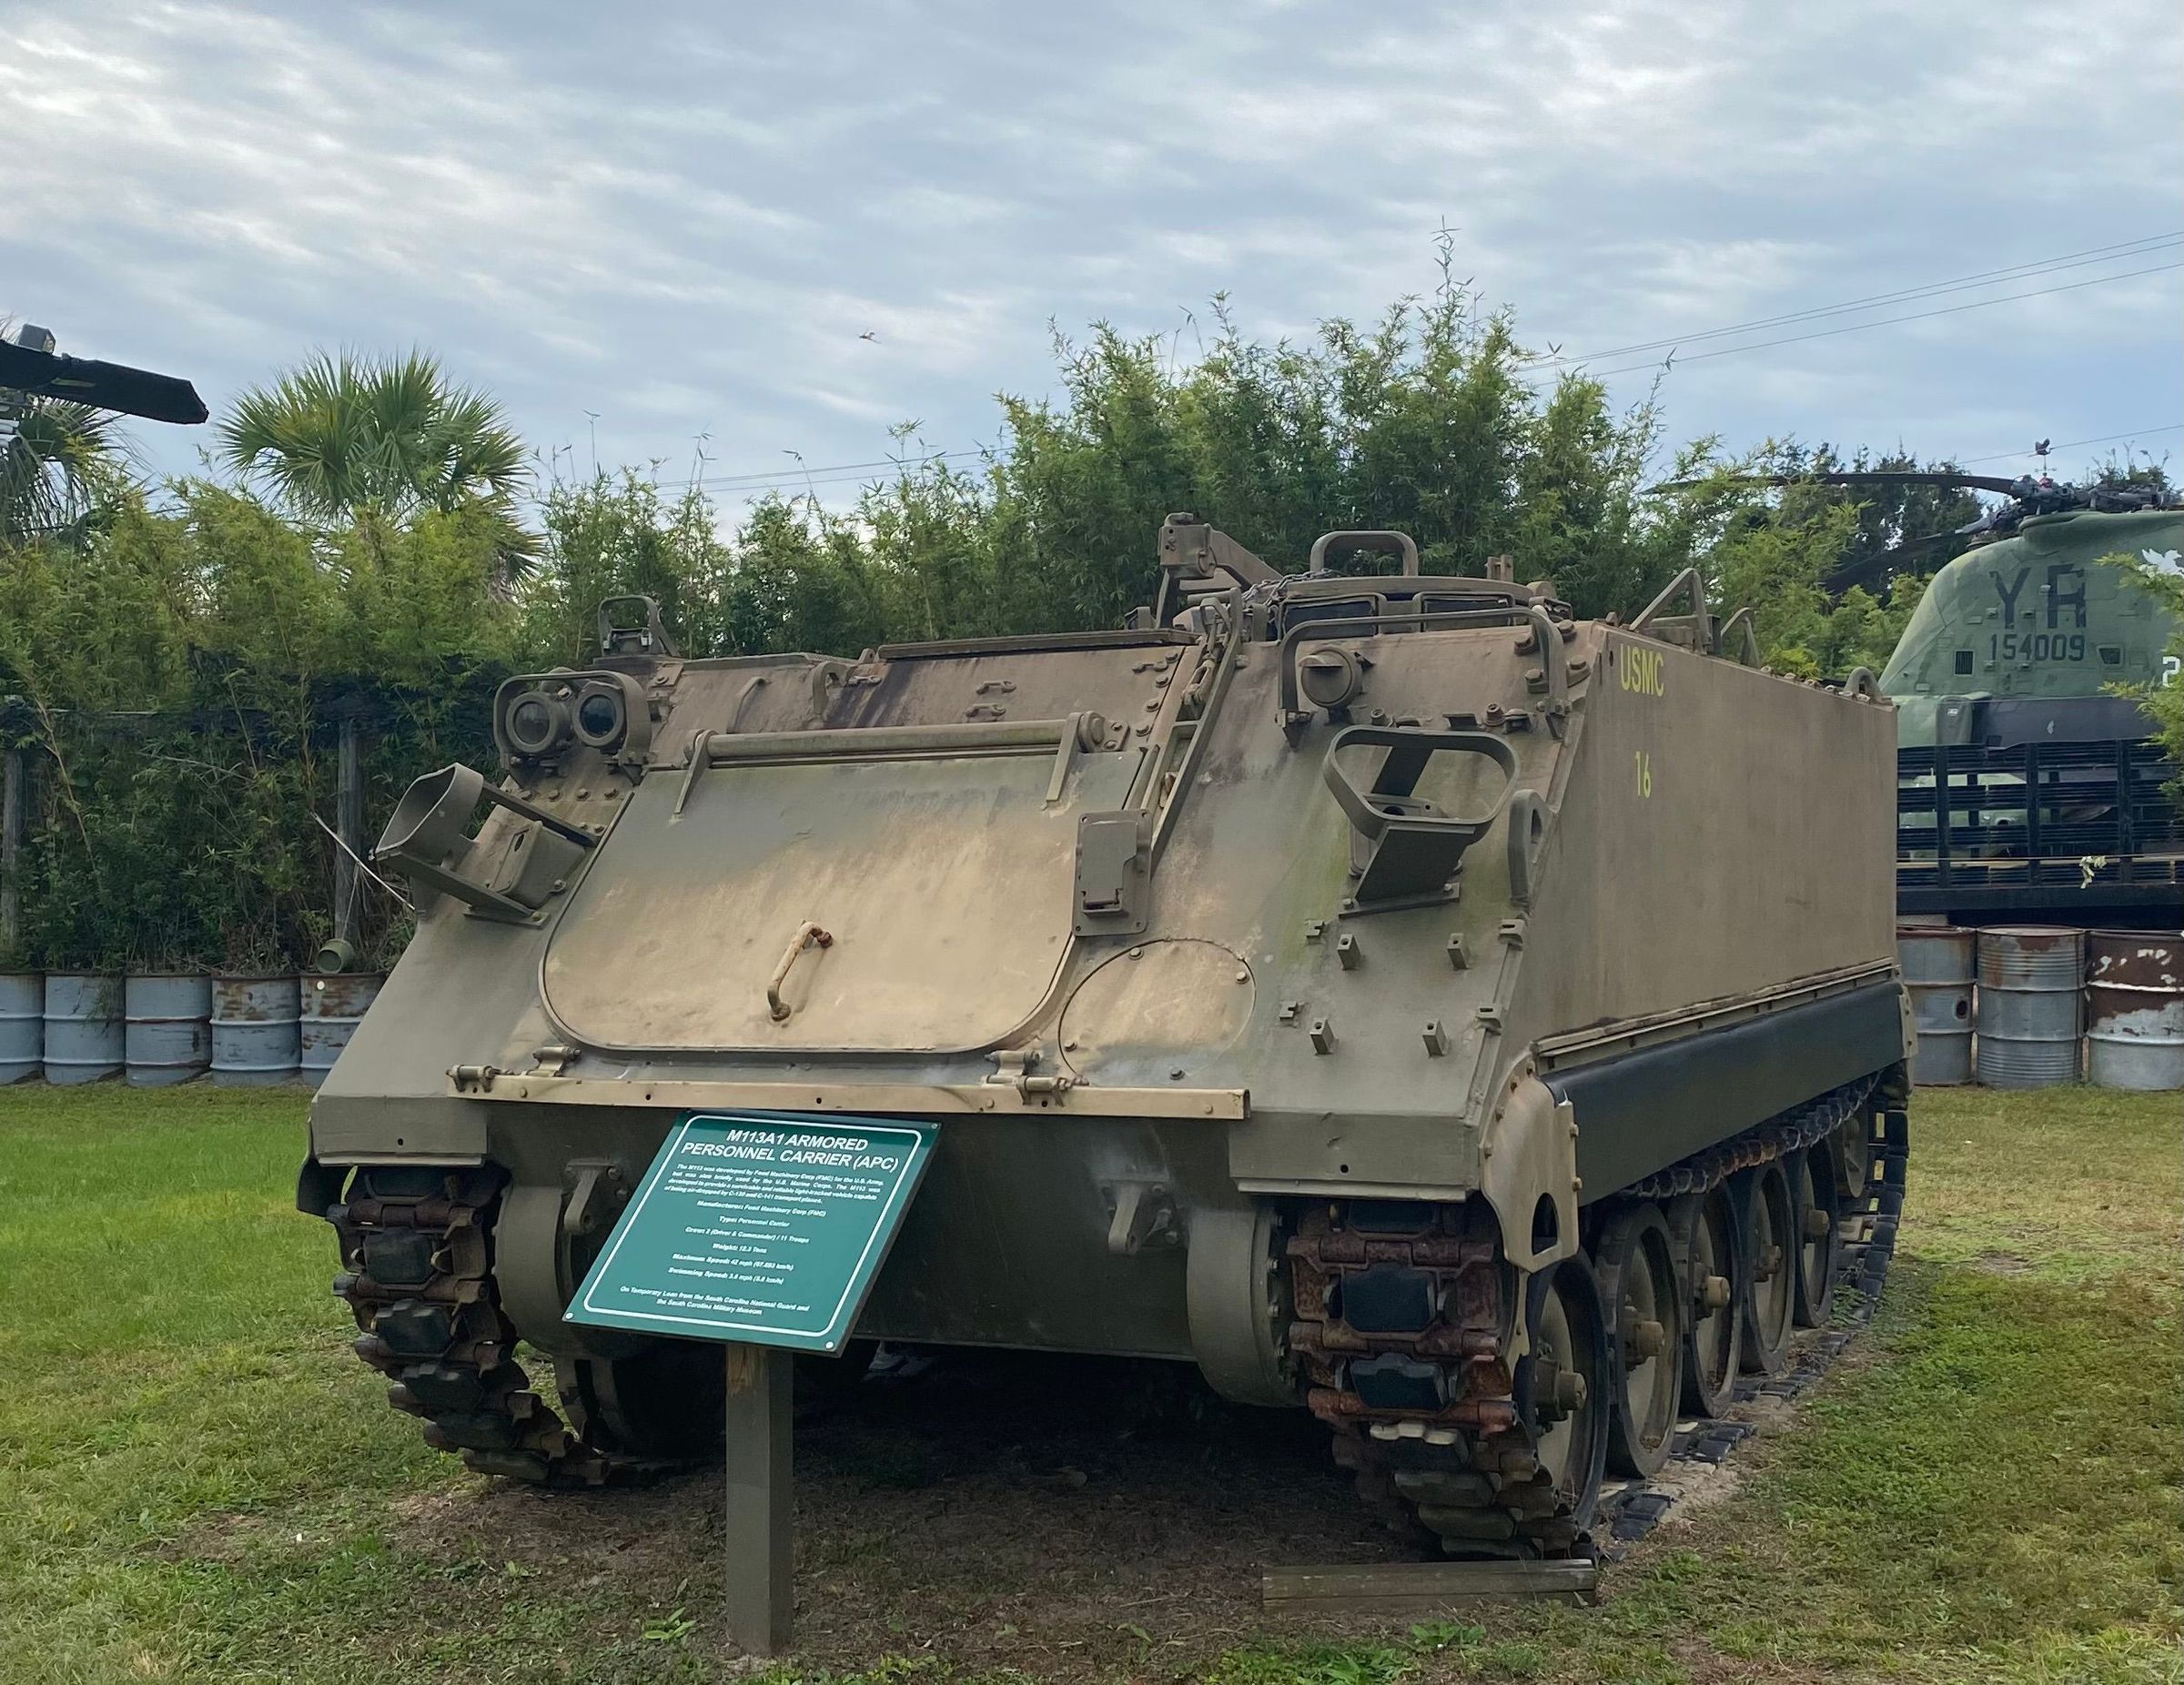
394 1351 1436 1675
382 1327 1862 1679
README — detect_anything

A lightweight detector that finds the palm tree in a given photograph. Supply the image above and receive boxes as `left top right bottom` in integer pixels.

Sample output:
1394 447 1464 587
0 310 128 546
217 350 538 576
0 395 125 547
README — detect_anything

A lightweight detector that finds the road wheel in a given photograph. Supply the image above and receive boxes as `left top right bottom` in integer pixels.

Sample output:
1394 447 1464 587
1736 1162 1796 1377
1793 1143 1840 1327
1595 1204 1684 1477
1840 1108 1874 1203
1515 1254 1610 1534
1666 1186 1742 1418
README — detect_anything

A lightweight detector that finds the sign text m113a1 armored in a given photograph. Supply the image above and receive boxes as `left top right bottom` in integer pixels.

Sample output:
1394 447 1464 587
303 520 1912 1555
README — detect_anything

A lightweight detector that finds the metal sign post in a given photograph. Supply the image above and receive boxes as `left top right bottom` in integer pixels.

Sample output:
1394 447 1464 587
723 1344 793 1655
566 1113 936 1656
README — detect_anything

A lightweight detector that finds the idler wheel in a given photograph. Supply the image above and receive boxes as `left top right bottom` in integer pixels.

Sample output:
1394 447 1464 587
1735 1162 1796 1377
1793 1142 1840 1327
556 1342 727 1461
1594 1203 1684 1477
1666 1186 1744 1418
1515 1254 1610 1532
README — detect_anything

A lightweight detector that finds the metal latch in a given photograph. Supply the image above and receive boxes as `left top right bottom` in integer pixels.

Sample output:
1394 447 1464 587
1074 810 1152 934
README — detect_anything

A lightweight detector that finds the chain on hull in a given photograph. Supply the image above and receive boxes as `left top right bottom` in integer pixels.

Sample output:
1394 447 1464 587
1289 1075 1907 1558
322 1165 670 1488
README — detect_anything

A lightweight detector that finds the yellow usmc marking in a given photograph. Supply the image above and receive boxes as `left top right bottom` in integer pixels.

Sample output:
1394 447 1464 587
1619 643 1665 697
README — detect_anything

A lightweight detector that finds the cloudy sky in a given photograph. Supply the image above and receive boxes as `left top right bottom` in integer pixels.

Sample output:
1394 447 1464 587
5 0 2179 515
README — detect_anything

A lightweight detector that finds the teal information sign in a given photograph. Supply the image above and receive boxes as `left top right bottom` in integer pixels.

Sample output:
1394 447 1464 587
566 1113 934 1353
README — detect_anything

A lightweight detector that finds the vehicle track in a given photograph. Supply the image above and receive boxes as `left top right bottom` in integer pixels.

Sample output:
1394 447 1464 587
325 1164 664 1487
1290 1077 1909 1558
315 1078 1909 1553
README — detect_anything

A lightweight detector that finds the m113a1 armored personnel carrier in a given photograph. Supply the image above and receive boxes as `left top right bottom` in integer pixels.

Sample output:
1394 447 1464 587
304 517 1913 1555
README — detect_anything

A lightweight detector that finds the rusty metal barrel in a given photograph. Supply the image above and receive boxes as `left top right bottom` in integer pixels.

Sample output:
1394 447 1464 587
126 974 212 1085
2085 930 2184 1091
211 974 302 1085
300 973 384 1088
1896 925 1975 1085
0 973 41 1084
1975 927 2084 1088
44 973 121 1085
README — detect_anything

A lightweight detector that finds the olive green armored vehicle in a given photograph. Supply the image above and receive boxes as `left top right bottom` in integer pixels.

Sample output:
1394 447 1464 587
303 518 1913 1555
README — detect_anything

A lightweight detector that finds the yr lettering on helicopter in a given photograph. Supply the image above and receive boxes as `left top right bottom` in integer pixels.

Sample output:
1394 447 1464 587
1987 561 2088 665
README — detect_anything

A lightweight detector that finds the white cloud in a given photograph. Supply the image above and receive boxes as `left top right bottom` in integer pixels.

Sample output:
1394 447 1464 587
0 0 2175 501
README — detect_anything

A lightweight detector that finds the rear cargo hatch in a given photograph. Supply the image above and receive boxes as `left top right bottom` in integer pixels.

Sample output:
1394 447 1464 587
541 736 1138 1054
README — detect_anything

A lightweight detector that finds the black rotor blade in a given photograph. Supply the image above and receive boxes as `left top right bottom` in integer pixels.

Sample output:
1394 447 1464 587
1819 529 1969 595
0 339 208 424
1821 553 1896 595
1895 525 1977 551
1647 469 2024 496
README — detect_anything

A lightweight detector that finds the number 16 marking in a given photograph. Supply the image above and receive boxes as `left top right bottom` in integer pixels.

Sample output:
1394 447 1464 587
1635 750 1653 798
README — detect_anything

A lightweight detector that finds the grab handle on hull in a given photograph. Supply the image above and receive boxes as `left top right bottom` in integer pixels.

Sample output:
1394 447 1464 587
765 923 834 1023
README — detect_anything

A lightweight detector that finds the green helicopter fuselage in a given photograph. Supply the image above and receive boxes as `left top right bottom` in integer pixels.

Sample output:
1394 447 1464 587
1880 508 2181 747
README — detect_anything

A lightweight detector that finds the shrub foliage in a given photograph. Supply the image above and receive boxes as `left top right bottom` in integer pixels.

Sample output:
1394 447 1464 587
0 289 1947 971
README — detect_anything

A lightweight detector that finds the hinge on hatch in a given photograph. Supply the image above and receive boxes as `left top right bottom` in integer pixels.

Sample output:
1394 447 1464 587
986 1047 1073 1099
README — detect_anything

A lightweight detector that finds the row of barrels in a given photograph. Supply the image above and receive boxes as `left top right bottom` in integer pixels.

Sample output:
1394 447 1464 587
1899 926 2184 1090
0 973 383 1087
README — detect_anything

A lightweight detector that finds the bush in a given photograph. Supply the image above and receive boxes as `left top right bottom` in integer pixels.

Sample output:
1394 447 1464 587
0 296 1944 970
0 482 511 970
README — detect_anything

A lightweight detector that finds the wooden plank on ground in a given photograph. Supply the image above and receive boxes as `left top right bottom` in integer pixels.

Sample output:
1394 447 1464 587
1262 1558 1598 1615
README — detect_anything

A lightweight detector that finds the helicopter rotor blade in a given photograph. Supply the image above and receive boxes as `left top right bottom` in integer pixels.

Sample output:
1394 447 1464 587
1818 527 1974 594
1896 525 1976 550
1646 469 2025 496
1820 554 1896 595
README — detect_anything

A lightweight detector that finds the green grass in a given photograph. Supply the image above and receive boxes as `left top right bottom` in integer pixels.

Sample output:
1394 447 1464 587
0 1086 699 1684
0 1084 2177 1683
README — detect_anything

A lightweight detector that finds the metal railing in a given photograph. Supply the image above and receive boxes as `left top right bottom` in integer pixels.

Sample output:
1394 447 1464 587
1896 738 2184 912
